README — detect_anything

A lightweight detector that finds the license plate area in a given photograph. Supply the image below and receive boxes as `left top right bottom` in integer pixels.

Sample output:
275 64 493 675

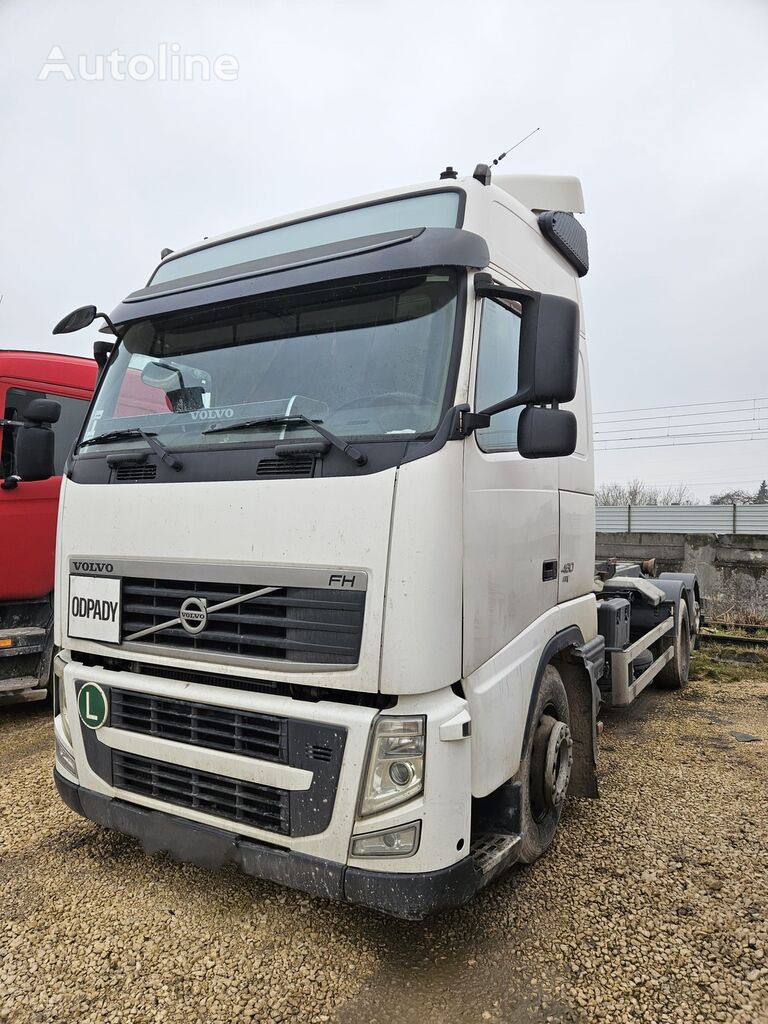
68 575 122 643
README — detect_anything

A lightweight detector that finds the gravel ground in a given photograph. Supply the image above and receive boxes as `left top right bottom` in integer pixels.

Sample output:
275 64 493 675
1 648 767 1024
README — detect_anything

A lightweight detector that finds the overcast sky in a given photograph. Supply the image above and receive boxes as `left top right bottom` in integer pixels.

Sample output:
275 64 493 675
1 0 766 498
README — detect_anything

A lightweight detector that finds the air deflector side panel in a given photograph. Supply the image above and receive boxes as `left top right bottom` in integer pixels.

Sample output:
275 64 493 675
380 444 463 695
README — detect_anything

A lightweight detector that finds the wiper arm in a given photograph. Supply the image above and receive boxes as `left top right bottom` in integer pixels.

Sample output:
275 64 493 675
76 428 183 471
203 414 367 466
203 414 311 435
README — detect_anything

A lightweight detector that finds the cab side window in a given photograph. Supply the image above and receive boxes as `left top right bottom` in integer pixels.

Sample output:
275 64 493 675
474 299 522 452
1 388 90 477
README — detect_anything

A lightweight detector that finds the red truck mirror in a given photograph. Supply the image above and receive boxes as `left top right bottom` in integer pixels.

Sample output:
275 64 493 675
15 399 61 481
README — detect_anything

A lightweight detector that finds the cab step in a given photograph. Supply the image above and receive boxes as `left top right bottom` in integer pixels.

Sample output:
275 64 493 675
0 681 48 704
470 833 521 880
0 675 41 693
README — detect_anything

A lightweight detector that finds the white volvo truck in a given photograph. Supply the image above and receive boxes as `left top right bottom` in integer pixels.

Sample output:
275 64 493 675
18 166 700 918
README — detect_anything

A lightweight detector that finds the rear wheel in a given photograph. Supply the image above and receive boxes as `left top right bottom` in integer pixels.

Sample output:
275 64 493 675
518 665 573 865
692 598 702 649
658 603 691 689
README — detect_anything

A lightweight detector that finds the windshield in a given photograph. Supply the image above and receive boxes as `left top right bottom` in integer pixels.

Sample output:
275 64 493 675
79 270 459 453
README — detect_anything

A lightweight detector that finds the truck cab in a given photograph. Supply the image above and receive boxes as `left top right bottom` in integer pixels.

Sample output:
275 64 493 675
36 169 695 917
0 351 96 703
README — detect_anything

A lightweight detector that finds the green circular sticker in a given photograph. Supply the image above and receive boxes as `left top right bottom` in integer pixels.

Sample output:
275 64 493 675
78 682 108 730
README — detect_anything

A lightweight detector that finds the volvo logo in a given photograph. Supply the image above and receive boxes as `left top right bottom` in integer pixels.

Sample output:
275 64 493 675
188 407 235 421
72 561 114 574
179 596 208 634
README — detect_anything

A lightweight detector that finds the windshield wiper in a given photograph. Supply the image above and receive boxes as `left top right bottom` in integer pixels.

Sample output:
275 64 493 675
76 428 183 471
203 414 367 466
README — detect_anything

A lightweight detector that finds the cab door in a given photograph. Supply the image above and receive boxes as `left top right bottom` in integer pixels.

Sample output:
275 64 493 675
462 290 559 676
0 381 91 601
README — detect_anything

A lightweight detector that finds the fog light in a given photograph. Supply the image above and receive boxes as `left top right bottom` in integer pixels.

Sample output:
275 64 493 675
389 761 415 786
55 735 78 780
54 667 72 746
350 821 421 858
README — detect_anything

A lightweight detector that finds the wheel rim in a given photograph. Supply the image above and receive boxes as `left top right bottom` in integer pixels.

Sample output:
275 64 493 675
530 712 573 822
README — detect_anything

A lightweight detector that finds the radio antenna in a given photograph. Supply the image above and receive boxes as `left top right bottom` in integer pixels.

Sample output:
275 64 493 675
491 127 540 166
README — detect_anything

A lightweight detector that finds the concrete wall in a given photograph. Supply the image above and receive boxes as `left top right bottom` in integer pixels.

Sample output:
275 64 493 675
595 532 768 621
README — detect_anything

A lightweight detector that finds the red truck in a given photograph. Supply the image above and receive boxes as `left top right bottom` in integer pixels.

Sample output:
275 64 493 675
1 351 96 704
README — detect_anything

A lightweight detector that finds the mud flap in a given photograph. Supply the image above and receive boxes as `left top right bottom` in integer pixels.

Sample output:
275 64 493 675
559 636 604 798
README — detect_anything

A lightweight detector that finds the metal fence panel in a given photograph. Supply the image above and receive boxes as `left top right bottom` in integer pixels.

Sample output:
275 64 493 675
595 505 768 534
630 506 734 532
735 506 768 534
595 507 630 532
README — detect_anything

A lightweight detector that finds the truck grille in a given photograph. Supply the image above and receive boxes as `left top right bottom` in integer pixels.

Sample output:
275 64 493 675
121 578 365 664
110 689 287 763
78 682 347 838
112 751 290 834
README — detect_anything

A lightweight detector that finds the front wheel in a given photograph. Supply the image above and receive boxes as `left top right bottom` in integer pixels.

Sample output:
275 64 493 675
518 665 573 865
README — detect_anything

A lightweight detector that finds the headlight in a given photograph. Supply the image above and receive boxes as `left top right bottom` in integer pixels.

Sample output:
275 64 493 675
359 716 425 817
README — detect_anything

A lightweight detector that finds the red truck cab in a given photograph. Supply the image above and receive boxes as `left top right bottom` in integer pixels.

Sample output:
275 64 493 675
0 351 96 703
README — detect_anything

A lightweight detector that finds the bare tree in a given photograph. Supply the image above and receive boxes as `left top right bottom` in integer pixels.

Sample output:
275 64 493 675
710 488 755 505
710 481 768 505
595 478 694 506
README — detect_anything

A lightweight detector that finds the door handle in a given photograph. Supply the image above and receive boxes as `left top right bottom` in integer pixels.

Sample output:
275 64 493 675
542 559 558 582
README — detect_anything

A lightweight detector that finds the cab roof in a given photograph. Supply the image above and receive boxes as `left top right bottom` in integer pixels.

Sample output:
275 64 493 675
0 350 97 392
154 172 585 273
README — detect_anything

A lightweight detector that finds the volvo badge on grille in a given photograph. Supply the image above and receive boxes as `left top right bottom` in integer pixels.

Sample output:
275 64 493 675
179 596 208 634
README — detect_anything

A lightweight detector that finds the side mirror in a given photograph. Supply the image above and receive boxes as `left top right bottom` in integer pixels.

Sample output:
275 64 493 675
474 274 579 414
517 406 577 459
15 399 61 481
53 305 98 334
93 340 114 373
53 305 122 340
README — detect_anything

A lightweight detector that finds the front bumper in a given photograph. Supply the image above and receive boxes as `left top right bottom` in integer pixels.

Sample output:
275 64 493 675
0 623 52 704
55 769 483 919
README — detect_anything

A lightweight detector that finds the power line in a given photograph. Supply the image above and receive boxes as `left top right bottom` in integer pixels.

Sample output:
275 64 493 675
594 396 768 417
593 404 768 427
595 415 768 437
597 426 768 444
595 434 768 452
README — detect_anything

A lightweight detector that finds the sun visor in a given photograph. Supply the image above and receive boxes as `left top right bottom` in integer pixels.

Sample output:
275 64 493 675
109 228 489 328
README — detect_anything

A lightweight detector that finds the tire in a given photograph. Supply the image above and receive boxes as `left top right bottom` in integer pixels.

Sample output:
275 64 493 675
518 665 573 865
657 603 691 689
